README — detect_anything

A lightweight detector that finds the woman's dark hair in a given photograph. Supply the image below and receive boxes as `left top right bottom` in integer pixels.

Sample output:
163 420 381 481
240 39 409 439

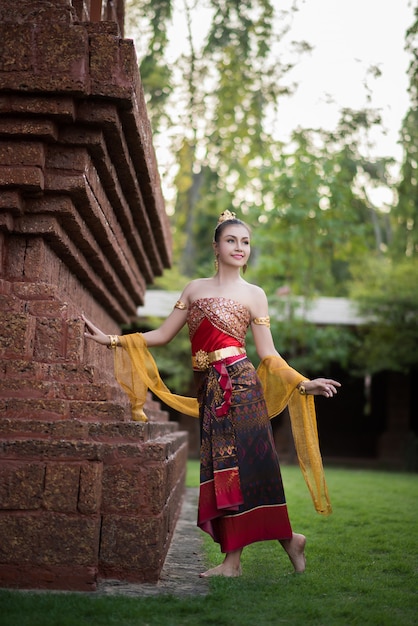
213 218 251 242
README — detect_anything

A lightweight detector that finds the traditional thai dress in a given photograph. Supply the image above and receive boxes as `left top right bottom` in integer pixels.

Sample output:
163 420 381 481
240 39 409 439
188 297 292 551
113 296 331 551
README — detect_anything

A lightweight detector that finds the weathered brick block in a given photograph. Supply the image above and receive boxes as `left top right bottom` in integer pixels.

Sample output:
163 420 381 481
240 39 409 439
101 463 142 514
0 94 75 120
0 512 100 566
33 318 66 361
0 291 25 314
0 190 23 214
26 299 69 319
0 118 58 141
0 378 52 400
99 514 164 578
6 237 58 284
34 23 89 92
59 383 112 402
3 359 40 380
0 141 46 167
88 421 150 443
44 462 80 512
1 398 68 420
0 312 35 358
140 464 167 515
0 563 97 592
89 34 133 100
165 440 188 495
45 145 88 171
0 24 33 72
0 418 89 441
0 462 44 510
69 400 127 422
12 281 57 300
78 462 103 514
40 362 95 384
0 166 44 192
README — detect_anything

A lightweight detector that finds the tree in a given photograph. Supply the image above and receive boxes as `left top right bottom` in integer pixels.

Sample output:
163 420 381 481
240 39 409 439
350 258 418 374
248 109 394 298
126 0 310 275
125 1 417 381
349 8 418 377
391 7 418 259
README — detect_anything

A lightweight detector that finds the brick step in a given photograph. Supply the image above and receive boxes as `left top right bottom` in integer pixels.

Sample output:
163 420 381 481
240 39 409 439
0 429 188 464
0 378 126 402
0 399 172 423
0 417 179 444
1 361 93 386
144 394 176 422
0 378 173 423
0 397 130 422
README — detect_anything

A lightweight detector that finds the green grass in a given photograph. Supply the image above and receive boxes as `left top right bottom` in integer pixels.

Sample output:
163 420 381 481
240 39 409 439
1 465 417 626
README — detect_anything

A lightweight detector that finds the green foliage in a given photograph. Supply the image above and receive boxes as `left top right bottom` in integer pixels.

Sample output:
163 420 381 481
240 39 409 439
348 9 418 375
391 9 418 259
126 0 173 129
248 117 394 298
125 3 418 378
350 257 418 373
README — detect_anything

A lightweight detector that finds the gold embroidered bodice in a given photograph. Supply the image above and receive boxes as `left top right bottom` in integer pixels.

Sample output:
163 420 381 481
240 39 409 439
187 297 251 344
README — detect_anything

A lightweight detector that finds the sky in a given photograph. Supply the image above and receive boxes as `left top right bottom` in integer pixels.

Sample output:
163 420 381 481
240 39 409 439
272 0 415 162
126 0 415 205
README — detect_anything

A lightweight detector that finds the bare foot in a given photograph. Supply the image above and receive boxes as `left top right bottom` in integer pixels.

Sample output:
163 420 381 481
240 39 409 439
199 563 242 578
280 533 306 573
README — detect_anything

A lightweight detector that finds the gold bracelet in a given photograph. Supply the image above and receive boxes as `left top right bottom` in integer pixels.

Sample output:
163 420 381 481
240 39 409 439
108 334 119 349
298 381 309 395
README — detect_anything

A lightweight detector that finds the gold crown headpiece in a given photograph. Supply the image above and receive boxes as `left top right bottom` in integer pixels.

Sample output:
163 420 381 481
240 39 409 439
216 210 236 226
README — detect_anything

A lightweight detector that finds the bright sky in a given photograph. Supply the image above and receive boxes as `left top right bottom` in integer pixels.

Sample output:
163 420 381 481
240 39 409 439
126 0 415 205
274 0 415 161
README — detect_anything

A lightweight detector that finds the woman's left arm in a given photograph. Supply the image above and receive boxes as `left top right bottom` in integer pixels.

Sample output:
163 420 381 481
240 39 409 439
250 289 341 398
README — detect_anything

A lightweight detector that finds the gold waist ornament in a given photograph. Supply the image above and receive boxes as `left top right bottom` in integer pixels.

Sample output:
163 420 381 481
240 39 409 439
192 346 246 370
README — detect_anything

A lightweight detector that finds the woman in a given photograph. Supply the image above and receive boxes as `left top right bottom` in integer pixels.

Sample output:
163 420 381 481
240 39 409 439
83 210 340 578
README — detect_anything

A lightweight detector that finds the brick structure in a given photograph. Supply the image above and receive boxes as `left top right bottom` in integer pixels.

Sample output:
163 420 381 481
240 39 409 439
0 0 188 591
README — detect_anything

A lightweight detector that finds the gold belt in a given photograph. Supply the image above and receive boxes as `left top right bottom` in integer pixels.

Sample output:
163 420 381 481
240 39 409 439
192 346 246 370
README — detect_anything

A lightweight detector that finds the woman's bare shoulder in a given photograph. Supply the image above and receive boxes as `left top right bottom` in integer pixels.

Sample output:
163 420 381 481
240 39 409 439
181 278 214 302
242 282 269 315
244 281 267 299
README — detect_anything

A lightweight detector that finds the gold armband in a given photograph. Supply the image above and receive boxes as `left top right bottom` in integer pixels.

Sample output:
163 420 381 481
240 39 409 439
253 316 270 328
174 300 187 310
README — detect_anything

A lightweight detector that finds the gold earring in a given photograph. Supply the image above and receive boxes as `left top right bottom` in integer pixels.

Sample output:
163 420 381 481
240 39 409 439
214 256 219 272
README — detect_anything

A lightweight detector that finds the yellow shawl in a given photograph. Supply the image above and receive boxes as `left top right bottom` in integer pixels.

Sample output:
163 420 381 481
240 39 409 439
115 333 332 515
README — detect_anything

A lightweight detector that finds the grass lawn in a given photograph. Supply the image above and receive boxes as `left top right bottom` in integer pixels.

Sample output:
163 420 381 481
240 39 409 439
1 464 417 626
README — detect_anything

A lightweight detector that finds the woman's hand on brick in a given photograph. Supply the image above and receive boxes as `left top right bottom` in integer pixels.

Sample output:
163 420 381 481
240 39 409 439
82 314 111 346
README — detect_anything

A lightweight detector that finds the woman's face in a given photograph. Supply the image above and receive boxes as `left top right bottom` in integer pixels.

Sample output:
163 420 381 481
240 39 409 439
214 223 251 270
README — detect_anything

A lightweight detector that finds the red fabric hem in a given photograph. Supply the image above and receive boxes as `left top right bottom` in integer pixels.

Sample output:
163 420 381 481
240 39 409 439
199 472 243 521
199 504 293 553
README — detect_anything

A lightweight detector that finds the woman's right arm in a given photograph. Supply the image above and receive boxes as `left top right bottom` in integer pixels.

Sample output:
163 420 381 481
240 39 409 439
83 286 191 348
140 307 188 346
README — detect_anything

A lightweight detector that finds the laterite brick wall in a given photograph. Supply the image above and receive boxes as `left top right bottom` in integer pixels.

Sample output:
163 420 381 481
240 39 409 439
0 0 188 591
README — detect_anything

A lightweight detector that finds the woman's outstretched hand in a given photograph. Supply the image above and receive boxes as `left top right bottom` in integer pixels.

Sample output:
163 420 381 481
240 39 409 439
304 378 341 398
82 314 110 347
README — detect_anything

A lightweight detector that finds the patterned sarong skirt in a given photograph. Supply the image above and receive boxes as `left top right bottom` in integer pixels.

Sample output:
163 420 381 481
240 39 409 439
196 357 292 552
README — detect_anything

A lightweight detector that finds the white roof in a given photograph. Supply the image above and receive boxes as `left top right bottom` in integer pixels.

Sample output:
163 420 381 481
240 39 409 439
137 291 365 325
